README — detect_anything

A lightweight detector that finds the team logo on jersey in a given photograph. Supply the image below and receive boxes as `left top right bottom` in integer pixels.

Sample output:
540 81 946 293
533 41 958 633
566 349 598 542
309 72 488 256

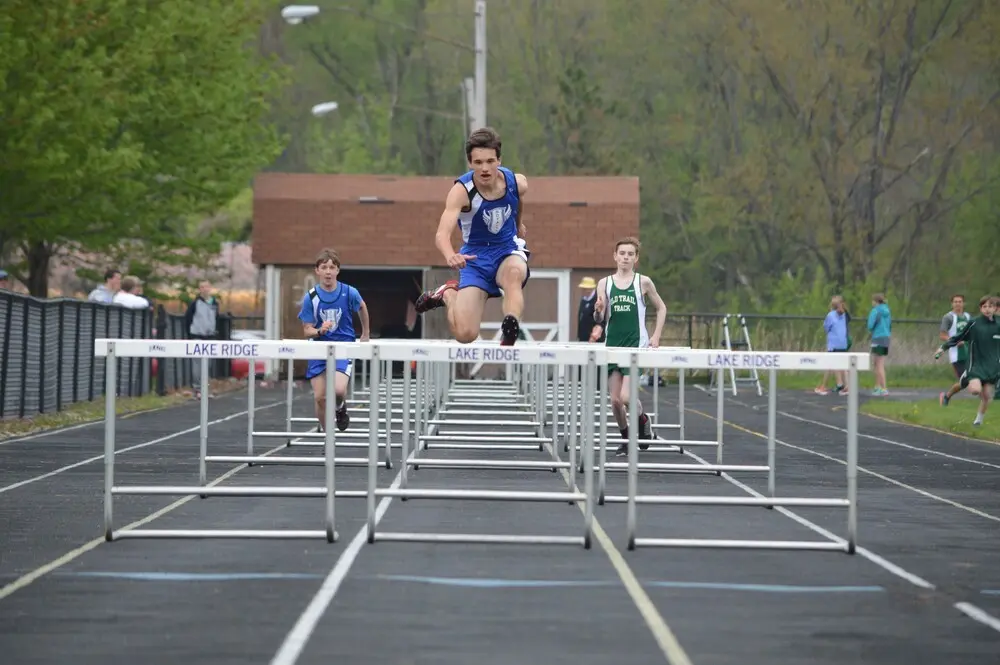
320 307 342 330
482 204 512 234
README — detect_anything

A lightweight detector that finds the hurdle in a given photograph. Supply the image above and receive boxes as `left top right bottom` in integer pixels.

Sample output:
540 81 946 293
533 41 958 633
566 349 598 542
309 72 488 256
364 339 597 548
95 338 379 542
253 355 403 467
555 345 718 459
604 347 866 553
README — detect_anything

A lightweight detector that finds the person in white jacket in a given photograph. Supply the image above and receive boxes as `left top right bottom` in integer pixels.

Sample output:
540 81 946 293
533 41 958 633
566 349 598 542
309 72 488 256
112 276 150 309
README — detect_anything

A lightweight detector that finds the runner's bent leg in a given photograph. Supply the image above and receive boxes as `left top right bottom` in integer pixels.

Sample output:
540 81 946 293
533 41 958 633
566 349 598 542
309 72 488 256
449 287 489 343
496 254 528 345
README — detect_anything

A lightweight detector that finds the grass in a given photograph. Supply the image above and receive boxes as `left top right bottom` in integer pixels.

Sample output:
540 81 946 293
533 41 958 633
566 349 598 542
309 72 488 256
0 392 189 440
654 364 956 391
774 364 955 392
862 397 1000 443
0 378 246 441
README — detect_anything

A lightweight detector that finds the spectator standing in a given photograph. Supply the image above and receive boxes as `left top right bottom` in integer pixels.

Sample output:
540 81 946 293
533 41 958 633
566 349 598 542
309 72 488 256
0 269 9 291
87 269 121 303
577 277 601 342
815 296 850 395
112 276 151 309
867 293 892 396
184 281 221 398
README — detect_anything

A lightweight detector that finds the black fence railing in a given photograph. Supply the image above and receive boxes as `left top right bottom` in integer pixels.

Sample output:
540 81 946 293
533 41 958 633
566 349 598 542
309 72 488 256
0 291 238 420
151 306 235 396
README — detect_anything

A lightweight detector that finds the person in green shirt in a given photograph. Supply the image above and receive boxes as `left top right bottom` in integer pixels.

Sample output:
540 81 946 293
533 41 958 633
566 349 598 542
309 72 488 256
593 236 667 457
937 295 1000 427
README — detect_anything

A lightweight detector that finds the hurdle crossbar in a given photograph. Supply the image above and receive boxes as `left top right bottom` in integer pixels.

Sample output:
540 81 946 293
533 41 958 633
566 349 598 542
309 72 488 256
94 339 377 542
601 347 866 553
94 337 865 554
365 340 597 548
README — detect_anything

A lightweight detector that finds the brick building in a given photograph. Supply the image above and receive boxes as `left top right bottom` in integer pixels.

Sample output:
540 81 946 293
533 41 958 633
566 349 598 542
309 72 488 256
251 172 639 375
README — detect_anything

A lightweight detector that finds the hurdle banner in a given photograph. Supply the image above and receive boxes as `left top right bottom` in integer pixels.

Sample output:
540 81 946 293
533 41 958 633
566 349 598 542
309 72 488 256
94 338 865 553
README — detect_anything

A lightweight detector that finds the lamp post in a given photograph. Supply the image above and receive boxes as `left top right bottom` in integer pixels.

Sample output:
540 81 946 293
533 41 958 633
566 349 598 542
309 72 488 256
311 102 339 117
280 5 319 24
280 3 486 132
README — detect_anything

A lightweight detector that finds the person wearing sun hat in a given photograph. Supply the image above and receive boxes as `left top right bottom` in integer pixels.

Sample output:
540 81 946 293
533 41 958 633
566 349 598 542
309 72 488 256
577 276 603 342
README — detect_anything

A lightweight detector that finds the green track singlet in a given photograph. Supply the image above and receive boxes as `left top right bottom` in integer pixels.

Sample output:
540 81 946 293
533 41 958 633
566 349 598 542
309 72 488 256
604 272 648 349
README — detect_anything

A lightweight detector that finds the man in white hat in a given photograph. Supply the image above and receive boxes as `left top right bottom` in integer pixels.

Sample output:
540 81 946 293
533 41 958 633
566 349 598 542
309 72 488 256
577 276 603 343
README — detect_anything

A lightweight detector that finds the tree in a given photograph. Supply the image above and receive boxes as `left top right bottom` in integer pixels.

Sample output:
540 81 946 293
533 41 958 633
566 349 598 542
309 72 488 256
0 0 289 296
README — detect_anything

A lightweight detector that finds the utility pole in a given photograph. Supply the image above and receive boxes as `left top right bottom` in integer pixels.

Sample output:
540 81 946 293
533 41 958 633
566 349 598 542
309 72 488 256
465 0 486 135
474 0 486 131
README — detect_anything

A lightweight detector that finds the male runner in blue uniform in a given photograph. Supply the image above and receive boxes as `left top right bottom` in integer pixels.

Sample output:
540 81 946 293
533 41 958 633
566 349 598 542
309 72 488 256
414 127 529 346
298 248 370 432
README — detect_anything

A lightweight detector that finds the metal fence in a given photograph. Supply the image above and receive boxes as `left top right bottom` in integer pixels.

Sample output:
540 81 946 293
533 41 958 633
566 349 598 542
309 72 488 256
0 291 238 420
651 312 942 364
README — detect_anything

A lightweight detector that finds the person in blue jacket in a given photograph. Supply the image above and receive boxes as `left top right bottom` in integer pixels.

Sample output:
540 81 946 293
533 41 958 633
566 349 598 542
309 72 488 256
867 293 892 396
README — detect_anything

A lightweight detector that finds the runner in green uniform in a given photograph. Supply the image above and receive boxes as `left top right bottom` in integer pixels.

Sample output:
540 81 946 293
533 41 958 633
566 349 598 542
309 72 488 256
936 295 1000 427
593 236 667 457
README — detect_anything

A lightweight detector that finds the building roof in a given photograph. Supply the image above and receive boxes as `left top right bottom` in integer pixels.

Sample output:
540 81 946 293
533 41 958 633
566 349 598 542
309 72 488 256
253 173 639 205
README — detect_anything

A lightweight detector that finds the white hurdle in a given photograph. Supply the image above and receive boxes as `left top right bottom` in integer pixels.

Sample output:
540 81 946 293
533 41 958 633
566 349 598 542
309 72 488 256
94 338 864 555
605 347 867 553
364 339 597 548
95 339 365 541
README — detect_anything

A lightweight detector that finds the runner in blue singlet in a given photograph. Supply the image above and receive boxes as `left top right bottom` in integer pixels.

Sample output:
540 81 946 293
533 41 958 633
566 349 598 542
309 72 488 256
414 127 530 346
298 248 370 432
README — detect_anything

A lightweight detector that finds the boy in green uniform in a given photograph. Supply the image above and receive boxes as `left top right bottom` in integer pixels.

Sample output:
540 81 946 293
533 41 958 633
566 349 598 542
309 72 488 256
593 237 668 457
936 295 1000 427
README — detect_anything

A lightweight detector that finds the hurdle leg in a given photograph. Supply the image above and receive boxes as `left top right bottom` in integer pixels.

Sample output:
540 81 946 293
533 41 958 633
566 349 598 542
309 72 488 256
285 358 294 444
847 356 859 553
626 352 640 550
383 360 393 469
569 365 578 489
199 357 209 497
678 369 686 448
401 360 412 493
324 346 337 542
715 366 724 472
582 353 595 549
247 362 256 457
367 346 381 543
767 368 776 505
598 360 608 504
104 345 117 541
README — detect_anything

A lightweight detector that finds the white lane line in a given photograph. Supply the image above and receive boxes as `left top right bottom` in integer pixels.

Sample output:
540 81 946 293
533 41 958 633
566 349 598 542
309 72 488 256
683 410 1000 634
268 466 406 665
778 410 1000 470
0 401 286 495
0 440 290 601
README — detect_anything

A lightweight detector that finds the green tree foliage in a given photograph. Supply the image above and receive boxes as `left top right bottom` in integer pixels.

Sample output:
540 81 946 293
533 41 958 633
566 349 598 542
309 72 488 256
0 0 288 296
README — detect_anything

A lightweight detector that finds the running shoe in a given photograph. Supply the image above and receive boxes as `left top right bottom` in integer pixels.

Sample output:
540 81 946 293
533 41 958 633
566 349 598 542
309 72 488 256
335 403 350 431
415 280 457 313
500 314 520 346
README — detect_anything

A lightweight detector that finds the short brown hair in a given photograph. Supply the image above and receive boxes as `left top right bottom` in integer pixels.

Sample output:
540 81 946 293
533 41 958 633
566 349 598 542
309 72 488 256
315 248 340 268
979 294 996 307
615 236 641 254
872 293 886 304
465 127 501 161
121 275 141 293
991 296 1000 307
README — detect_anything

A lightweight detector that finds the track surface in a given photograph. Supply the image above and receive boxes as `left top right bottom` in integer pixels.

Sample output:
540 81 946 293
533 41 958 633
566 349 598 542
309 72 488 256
1 379 999 665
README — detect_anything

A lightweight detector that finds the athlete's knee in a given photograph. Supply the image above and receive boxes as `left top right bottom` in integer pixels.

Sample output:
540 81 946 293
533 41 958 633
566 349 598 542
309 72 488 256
450 314 480 342
610 391 625 411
